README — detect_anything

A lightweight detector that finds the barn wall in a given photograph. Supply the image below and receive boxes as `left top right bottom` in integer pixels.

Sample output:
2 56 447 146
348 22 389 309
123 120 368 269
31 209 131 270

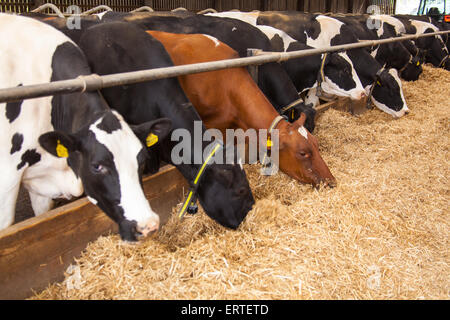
0 0 146 13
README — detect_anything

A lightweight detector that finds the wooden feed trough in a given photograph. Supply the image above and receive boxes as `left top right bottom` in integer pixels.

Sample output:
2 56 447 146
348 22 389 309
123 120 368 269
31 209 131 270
0 165 188 299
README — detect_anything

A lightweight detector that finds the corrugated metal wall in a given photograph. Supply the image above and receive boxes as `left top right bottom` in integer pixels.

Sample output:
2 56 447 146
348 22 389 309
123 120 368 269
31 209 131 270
0 0 383 14
0 0 145 13
0 0 34 13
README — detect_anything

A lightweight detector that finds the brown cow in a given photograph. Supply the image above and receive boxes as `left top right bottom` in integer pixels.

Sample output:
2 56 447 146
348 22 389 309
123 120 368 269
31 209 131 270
147 30 336 187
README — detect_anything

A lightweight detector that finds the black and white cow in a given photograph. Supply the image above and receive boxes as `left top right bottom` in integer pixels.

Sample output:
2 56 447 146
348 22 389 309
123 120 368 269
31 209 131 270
376 14 450 70
0 14 172 241
330 14 423 81
74 22 255 229
206 11 367 107
97 11 318 132
255 12 409 118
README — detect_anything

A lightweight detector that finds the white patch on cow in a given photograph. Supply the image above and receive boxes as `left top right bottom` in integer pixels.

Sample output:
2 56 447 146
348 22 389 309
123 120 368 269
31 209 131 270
372 15 406 34
306 15 345 48
87 196 98 205
28 192 54 216
202 34 220 47
206 11 259 26
256 25 297 52
409 20 448 53
298 126 308 140
0 14 83 229
371 45 379 58
410 19 438 34
305 87 320 108
232 27 237 32
88 111 159 229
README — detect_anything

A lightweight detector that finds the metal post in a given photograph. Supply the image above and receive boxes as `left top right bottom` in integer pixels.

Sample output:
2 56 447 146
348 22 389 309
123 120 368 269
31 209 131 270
247 49 260 84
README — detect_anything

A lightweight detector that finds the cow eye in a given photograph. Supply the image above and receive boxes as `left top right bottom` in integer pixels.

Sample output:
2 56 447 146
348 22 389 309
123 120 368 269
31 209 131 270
92 163 108 174
299 151 310 159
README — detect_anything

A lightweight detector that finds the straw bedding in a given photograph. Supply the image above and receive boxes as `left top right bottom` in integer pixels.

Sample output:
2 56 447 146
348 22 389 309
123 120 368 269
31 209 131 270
31 65 449 299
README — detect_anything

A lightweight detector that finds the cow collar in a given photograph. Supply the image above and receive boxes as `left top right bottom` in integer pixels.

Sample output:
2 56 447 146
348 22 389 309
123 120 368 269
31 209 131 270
280 97 304 121
177 141 223 220
366 65 385 109
398 54 416 74
261 115 287 172
316 52 328 97
439 54 450 67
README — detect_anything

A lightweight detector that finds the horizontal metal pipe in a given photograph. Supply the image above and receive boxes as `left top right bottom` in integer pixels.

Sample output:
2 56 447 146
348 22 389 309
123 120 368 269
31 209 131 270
82 5 113 15
0 29 449 103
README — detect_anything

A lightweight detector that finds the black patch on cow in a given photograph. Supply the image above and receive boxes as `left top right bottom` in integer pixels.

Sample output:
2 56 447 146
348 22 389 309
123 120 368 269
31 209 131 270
5 84 23 123
10 133 24 154
17 149 41 170
305 20 321 41
50 41 102 131
96 112 122 133
323 53 357 91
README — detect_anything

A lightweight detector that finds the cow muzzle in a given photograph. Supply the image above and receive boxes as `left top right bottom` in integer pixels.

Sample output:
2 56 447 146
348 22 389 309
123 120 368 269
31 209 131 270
136 217 160 237
350 90 368 101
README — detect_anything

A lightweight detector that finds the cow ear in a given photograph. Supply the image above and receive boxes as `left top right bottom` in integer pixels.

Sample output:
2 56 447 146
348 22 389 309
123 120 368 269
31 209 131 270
39 131 79 158
292 112 307 129
131 118 172 148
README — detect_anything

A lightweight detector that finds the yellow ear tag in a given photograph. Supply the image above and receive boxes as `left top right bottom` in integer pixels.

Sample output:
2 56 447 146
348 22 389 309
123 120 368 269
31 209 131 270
417 61 420 66
376 80 381 86
56 139 68 158
146 133 159 147
267 138 273 149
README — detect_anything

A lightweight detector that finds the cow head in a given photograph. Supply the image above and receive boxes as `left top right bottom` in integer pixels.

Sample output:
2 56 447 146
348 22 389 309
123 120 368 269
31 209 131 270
196 162 255 229
39 111 172 241
381 41 423 81
321 52 367 101
277 113 336 188
369 68 409 118
417 31 450 70
399 54 423 81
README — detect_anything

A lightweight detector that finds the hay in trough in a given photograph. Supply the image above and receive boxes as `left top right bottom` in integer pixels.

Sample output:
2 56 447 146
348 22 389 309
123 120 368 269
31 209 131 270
31 65 449 299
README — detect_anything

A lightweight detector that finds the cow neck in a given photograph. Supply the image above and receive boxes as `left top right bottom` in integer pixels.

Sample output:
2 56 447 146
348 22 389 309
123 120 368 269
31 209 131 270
348 49 382 87
156 99 222 186
232 78 282 133
177 141 223 220
258 63 301 112
51 90 109 134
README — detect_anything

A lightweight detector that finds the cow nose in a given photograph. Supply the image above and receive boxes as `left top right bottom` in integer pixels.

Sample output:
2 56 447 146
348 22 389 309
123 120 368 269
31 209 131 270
359 91 367 100
324 178 337 188
136 218 160 237
351 90 367 101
